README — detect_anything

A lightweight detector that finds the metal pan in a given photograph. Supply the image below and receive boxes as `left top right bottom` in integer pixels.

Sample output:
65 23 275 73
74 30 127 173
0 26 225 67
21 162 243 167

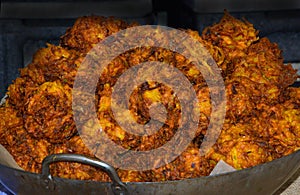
1 89 300 195
0 149 300 195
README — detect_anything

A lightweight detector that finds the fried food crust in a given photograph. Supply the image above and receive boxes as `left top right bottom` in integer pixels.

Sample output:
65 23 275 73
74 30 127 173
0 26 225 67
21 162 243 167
0 12 299 182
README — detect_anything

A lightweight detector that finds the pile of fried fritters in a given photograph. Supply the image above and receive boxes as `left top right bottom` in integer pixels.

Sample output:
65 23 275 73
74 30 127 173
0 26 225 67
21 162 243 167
0 12 299 182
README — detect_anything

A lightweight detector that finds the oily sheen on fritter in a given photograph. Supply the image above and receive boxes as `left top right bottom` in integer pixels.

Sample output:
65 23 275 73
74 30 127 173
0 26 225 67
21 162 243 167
0 12 299 182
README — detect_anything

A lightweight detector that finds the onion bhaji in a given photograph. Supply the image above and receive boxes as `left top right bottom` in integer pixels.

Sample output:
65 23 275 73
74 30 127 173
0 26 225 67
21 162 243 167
23 81 75 143
0 12 299 182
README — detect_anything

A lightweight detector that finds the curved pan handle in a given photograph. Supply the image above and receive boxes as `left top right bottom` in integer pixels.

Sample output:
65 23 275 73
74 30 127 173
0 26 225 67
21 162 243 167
41 153 128 195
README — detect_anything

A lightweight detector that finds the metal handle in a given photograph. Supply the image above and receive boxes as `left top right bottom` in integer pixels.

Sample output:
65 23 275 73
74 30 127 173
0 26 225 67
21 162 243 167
41 153 128 195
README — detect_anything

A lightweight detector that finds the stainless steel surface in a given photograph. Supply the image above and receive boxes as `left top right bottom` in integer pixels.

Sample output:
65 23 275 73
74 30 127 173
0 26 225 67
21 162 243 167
0 149 300 195
1 89 300 194
41 154 128 195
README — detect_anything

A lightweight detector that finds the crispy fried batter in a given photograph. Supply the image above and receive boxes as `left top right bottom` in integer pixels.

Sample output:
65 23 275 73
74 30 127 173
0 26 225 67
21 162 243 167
202 11 258 56
230 38 297 86
23 81 76 143
206 122 274 170
49 136 111 181
0 12 299 182
7 44 83 111
60 16 137 53
0 107 25 147
151 143 212 181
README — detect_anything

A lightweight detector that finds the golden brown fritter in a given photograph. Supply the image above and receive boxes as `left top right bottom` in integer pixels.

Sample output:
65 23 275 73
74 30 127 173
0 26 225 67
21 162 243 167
49 136 111 181
229 38 297 86
206 85 300 170
206 121 275 170
6 77 38 111
265 103 300 156
202 11 258 57
117 169 151 182
29 44 84 87
185 29 226 72
5 134 51 173
7 44 82 111
0 106 25 147
0 12 299 182
60 16 137 53
151 143 212 181
23 81 76 143
202 11 260 81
